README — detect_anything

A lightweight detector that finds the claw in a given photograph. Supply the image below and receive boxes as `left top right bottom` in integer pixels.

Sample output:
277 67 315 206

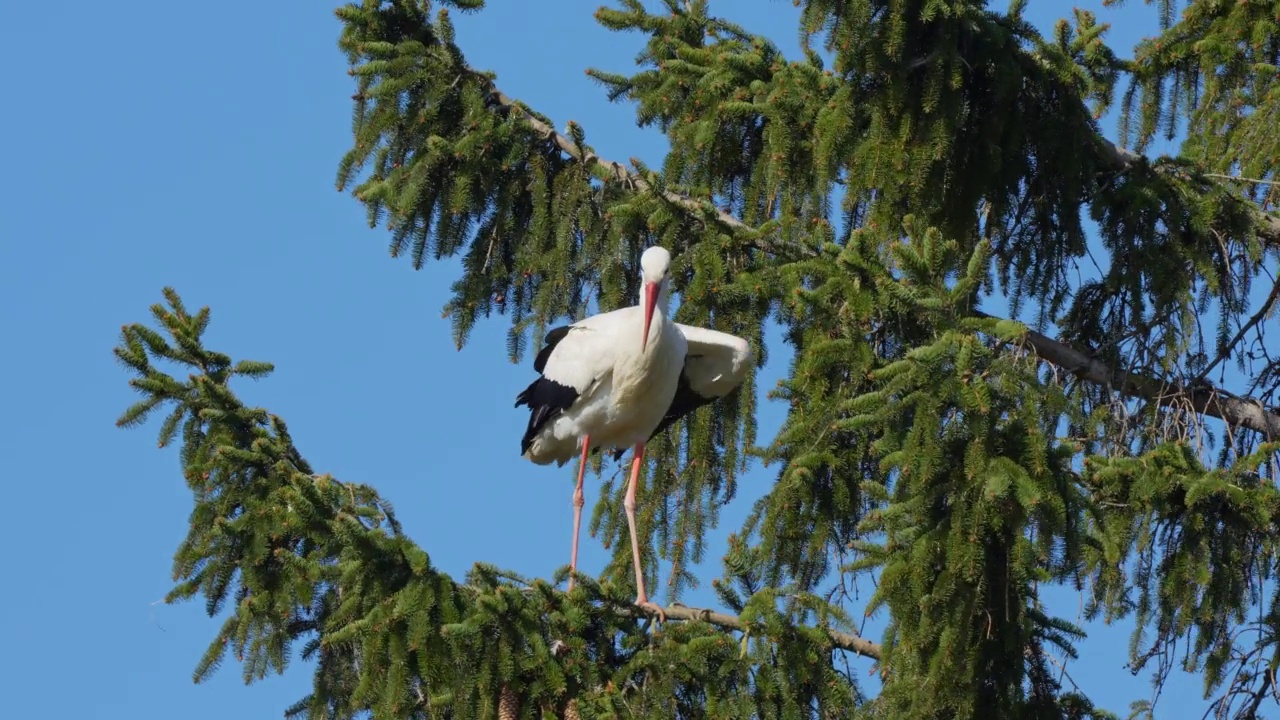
636 599 666 623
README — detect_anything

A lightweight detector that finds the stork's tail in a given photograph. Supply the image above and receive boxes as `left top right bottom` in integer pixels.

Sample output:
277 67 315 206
514 375 579 459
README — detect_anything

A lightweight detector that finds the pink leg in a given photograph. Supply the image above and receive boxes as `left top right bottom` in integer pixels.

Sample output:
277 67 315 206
623 442 665 621
567 435 590 592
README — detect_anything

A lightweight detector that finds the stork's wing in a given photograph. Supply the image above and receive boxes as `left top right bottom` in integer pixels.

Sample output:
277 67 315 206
514 308 633 455
646 323 753 442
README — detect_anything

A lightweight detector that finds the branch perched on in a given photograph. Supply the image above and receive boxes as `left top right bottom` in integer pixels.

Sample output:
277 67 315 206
629 601 881 659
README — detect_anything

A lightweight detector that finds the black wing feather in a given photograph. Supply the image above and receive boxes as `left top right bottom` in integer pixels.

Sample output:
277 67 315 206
515 325 580 456
534 325 571 374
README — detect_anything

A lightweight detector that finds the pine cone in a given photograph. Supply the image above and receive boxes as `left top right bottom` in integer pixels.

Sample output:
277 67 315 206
562 698 580 720
498 684 519 720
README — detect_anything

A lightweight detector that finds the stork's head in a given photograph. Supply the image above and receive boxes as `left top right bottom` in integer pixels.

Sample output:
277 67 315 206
639 246 671 351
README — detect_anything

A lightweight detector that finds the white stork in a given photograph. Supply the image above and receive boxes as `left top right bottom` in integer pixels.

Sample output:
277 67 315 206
513 246 753 616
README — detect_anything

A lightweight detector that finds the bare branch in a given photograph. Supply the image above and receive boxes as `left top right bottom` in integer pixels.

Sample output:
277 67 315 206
1196 279 1280 386
987 311 1280 438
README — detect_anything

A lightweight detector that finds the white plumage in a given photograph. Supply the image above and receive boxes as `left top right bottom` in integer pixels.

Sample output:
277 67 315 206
514 246 753 615
517 306 682 465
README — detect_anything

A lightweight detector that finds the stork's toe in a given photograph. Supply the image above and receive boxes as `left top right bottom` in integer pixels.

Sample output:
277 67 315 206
636 599 666 623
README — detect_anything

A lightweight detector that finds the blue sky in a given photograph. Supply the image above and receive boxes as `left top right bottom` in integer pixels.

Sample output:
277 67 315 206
0 0 1249 717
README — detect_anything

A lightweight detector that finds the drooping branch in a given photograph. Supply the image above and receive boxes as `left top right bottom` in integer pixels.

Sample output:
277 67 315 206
1095 137 1280 243
477 80 813 259
477 70 1280 252
477 77 1280 439
487 88 749 233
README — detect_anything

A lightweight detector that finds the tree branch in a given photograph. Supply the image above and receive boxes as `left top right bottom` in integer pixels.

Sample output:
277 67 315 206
462 584 886 660
1202 173 1280 188
984 311 1280 438
486 89 750 234
1095 137 1280 244
477 77 1280 438
481 83 805 258
626 601 883 659
483 75 1280 251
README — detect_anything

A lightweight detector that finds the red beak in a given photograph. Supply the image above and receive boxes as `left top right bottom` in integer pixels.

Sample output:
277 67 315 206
642 281 658 351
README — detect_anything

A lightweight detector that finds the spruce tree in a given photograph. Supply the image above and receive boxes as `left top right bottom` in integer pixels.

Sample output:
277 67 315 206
114 0 1280 717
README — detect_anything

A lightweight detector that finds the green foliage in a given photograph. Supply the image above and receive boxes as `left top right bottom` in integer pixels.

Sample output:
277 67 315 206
741 221 1097 718
1082 440 1280 701
116 0 1280 718
1120 0 1280 210
117 289 865 719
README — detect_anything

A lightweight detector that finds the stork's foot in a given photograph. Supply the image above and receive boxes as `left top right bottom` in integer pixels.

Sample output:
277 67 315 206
635 599 666 623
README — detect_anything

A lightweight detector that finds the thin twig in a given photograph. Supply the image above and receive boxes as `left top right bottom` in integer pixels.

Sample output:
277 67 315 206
1196 278 1280 386
1203 172 1280 188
